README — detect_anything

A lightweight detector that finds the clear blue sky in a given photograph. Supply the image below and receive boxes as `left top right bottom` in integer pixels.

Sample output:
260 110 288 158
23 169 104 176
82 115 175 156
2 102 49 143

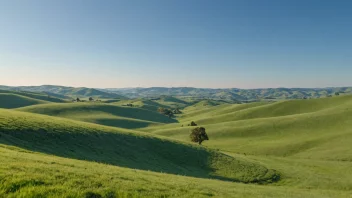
1 0 351 88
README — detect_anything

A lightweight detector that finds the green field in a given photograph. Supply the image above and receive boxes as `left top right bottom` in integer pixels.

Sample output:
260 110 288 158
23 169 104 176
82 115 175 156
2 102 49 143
0 90 67 103
0 91 351 197
0 93 49 109
18 103 177 129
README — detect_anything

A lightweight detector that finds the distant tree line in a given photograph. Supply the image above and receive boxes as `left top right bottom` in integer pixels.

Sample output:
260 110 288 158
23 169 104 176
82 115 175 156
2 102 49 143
73 97 96 102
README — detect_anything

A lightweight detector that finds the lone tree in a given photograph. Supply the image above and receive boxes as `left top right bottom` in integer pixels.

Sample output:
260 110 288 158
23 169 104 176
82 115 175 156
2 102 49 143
335 92 340 96
76 97 80 102
190 127 209 145
89 97 94 101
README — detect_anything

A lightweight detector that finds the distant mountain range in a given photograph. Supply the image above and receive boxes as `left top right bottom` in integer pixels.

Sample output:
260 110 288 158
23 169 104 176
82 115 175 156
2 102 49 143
0 85 127 99
1 85 351 101
105 87 352 101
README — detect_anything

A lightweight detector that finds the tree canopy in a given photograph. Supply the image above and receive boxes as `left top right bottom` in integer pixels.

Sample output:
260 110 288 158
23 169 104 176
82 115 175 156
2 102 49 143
157 107 174 118
190 127 209 145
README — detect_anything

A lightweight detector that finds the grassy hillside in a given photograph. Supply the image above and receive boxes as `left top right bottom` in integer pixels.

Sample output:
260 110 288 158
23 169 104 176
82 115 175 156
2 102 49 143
180 101 268 121
65 87 128 99
0 90 66 103
181 100 230 113
18 103 178 129
186 95 352 125
0 109 278 184
145 96 352 161
1 145 346 198
0 93 49 109
112 99 169 112
112 96 199 113
1 90 352 197
230 153 352 192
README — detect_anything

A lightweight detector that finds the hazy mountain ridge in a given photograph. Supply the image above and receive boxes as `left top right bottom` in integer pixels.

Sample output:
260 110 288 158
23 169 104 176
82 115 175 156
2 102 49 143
0 85 127 99
106 87 352 101
1 85 351 101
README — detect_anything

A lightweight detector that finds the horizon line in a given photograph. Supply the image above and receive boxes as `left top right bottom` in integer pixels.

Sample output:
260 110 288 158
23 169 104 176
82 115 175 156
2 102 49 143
1 84 352 90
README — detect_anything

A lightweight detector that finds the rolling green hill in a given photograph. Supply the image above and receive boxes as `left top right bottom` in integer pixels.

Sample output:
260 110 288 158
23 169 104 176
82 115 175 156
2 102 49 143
145 96 352 161
63 87 127 99
1 90 352 197
112 96 196 113
0 93 49 109
180 101 268 121
112 99 170 112
185 95 352 125
0 90 66 103
18 103 177 129
0 109 278 184
1 144 345 198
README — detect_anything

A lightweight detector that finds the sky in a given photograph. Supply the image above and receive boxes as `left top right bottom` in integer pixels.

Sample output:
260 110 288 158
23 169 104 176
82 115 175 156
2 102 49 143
0 0 351 89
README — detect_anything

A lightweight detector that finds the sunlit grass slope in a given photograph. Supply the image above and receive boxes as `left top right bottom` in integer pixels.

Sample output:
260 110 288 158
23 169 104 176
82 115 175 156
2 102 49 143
0 109 279 184
182 95 352 125
113 96 194 112
225 153 352 192
180 101 269 121
0 89 66 103
112 99 170 112
0 93 49 109
1 145 347 198
18 102 177 129
147 96 352 160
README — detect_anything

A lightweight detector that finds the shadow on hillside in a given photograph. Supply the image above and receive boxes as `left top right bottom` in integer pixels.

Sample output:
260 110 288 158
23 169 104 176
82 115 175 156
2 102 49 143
0 129 217 181
141 100 170 111
0 93 44 109
0 126 280 184
0 90 66 103
88 118 158 129
160 96 190 105
24 104 178 126
94 105 178 124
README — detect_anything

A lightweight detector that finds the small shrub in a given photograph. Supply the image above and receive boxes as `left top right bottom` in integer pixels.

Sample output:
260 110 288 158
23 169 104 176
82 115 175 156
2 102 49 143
157 107 174 118
85 191 102 198
190 121 197 126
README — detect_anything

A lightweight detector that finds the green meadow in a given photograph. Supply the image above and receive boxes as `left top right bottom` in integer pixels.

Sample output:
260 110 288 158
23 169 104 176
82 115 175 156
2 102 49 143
0 90 351 197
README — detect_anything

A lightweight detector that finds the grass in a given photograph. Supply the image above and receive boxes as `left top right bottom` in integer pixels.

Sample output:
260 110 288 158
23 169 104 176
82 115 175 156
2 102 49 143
180 101 268 121
0 89 66 103
18 102 177 129
181 95 352 125
0 109 278 184
226 153 352 191
0 93 50 109
112 96 195 112
112 99 170 112
143 96 352 157
1 145 348 198
1 94 352 197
